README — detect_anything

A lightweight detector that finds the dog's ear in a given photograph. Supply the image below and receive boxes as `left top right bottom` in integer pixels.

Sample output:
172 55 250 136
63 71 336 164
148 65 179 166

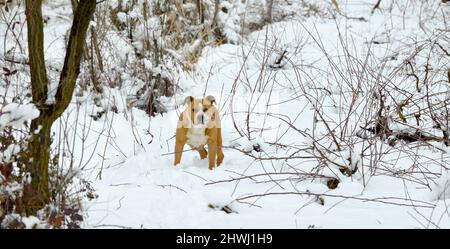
184 96 194 105
205 95 216 105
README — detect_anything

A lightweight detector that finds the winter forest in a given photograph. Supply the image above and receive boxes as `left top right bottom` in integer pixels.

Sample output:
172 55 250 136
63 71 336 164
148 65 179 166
0 0 449 229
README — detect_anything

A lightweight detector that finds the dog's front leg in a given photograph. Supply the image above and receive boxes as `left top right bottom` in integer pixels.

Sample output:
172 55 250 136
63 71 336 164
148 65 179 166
216 128 224 166
174 141 185 166
207 141 216 170
206 128 217 170
174 128 187 166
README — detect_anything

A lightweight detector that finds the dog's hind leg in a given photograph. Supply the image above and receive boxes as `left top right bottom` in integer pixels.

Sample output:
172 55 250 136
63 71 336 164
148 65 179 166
197 146 208 159
189 144 207 159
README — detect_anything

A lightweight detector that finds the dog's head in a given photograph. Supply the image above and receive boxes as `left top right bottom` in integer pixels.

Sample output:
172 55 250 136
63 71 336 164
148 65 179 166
181 95 219 128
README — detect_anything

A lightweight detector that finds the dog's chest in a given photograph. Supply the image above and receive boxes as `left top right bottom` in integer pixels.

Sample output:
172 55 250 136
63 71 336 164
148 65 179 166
186 128 208 148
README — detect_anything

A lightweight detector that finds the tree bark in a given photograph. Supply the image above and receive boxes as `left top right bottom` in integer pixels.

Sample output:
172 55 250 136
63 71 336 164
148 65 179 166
195 0 204 24
52 0 97 120
24 0 51 213
24 0 96 214
25 0 48 108
71 0 78 15
211 0 225 43
265 0 273 24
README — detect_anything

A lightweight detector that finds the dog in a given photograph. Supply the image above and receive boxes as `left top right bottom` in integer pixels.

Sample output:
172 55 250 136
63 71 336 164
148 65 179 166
174 95 224 170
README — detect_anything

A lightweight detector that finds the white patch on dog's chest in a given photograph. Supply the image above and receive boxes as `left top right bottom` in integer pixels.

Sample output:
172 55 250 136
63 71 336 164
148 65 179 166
187 128 208 148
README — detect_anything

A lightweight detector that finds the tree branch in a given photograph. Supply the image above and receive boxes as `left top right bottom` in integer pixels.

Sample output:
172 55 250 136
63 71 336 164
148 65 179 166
25 0 48 107
50 0 96 121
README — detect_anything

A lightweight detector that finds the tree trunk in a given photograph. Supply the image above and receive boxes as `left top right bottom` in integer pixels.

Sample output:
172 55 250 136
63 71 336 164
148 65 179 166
195 0 204 24
265 0 273 24
71 0 78 15
24 0 96 214
24 0 50 213
24 115 52 212
211 0 225 43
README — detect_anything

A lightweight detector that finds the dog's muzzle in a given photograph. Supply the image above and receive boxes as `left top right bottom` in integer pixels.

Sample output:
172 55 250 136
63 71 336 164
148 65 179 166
196 114 205 125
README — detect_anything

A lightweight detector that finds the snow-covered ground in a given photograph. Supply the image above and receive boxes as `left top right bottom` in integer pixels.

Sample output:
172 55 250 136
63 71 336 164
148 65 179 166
1 0 449 228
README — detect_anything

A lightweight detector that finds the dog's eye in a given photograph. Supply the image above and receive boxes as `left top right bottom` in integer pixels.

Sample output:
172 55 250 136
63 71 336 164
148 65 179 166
203 108 208 112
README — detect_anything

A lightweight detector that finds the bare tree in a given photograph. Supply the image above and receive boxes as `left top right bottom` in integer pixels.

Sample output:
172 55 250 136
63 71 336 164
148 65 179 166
24 0 96 214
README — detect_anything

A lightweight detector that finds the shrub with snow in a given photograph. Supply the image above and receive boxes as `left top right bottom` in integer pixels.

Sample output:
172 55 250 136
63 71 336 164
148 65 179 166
432 171 450 201
0 103 39 131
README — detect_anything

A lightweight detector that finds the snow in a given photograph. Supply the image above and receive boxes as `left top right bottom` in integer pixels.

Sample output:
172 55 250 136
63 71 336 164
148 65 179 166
21 216 42 229
0 103 40 131
1 0 449 229
116 12 128 24
0 144 21 163
433 171 450 201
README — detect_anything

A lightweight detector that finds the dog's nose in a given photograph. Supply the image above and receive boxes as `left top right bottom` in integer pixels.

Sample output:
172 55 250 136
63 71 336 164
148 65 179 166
196 115 204 124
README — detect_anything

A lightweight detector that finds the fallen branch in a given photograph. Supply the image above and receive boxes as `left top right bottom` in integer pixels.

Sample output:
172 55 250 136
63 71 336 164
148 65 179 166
236 192 436 209
205 172 333 185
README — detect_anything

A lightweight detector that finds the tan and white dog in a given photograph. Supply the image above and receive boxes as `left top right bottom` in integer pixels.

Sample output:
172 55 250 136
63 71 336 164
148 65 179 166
174 95 224 170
